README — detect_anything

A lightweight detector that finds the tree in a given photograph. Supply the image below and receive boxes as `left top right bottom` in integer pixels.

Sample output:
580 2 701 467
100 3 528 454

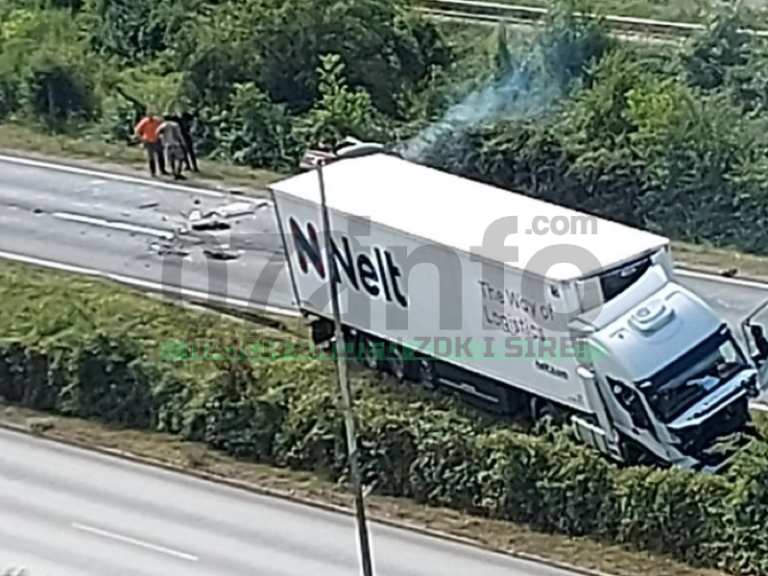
292 54 382 151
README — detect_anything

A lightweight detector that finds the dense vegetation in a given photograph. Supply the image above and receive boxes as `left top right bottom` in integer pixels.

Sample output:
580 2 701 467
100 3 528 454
4 1 768 256
0 260 767 575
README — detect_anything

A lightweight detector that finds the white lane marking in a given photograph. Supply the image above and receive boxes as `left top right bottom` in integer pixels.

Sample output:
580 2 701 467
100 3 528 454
0 249 301 317
52 212 176 239
71 523 199 562
677 269 768 291
0 153 236 198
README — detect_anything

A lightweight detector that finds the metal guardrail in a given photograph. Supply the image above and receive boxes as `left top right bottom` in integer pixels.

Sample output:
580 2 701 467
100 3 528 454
416 0 768 39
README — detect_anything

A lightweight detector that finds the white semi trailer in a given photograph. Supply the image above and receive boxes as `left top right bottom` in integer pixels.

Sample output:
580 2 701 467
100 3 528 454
269 151 764 471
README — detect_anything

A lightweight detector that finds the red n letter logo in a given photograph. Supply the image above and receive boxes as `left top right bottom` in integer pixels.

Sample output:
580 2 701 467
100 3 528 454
289 217 325 278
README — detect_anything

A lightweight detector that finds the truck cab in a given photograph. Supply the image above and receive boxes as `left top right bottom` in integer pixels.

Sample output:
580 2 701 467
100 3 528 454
568 249 758 471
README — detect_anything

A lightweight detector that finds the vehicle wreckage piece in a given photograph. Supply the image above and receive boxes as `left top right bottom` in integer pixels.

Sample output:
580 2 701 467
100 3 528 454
186 200 269 231
203 246 240 260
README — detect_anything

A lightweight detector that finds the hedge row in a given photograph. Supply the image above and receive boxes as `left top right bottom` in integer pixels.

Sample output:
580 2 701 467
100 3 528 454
2 261 768 575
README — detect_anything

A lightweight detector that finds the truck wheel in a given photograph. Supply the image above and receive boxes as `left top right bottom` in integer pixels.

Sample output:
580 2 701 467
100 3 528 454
417 358 437 388
530 397 565 425
387 344 407 382
618 434 645 466
358 334 380 372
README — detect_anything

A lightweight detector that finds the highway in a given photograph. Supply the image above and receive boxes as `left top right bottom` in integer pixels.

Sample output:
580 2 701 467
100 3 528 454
0 427 578 576
0 153 767 575
0 154 297 314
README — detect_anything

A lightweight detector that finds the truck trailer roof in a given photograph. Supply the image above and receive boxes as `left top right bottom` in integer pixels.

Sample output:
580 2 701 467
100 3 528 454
270 153 669 281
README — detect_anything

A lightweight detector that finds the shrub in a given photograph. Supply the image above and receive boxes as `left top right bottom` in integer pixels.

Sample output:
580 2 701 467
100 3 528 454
22 55 98 127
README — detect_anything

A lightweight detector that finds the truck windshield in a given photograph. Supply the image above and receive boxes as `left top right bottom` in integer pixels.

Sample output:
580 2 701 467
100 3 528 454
639 327 747 423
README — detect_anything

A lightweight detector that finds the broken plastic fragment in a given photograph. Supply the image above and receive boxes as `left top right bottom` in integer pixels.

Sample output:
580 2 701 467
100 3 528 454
203 246 240 260
149 240 190 257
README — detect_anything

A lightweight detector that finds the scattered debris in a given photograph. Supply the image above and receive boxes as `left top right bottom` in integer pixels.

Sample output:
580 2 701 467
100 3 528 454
32 208 43 214
188 209 232 231
217 200 267 218
139 201 160 209
28 417 54 435
149 239 191 257
203 246 241 260
720 268 738 278
193 198 201 205
185 201 267 231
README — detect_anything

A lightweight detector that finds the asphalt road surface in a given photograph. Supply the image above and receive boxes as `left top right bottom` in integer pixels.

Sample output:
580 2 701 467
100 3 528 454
0 427 578 576
0 153 767 384
0 154 297 314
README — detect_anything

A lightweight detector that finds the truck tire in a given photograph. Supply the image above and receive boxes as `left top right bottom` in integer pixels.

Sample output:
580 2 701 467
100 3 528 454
530 397 566 425
386 344 418 382
617 433 656 467
416 358 437 389
357 333 381 372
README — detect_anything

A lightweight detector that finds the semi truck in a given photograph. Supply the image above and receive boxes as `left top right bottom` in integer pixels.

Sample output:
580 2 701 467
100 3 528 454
269 150 766 472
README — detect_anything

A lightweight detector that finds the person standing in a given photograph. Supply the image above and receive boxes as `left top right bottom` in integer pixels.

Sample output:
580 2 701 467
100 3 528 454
134 110 166 177
164 110 200 172
158 116 186 180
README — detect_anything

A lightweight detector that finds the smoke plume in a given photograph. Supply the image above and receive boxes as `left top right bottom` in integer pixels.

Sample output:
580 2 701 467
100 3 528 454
396 19 606 163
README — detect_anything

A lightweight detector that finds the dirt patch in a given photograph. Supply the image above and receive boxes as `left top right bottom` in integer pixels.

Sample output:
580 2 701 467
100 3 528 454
673 241 768 284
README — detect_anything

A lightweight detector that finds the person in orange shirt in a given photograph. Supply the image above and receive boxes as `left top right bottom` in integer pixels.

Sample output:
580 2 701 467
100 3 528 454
134 109 167 177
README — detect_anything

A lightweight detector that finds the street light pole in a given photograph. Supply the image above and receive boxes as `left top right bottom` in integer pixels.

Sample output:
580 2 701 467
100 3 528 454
315 158 375 576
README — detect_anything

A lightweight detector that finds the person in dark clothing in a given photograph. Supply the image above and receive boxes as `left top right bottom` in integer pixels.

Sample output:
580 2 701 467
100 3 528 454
117 87 200 173
164 111 199 172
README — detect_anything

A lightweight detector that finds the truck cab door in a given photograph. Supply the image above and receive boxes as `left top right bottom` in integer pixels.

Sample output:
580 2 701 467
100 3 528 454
742 299 768 393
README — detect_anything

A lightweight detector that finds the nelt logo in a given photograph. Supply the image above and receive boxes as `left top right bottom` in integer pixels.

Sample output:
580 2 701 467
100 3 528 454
287 216 409 308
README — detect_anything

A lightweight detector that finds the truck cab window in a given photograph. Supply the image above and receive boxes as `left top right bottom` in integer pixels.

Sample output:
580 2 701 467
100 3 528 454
600 257 651 302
